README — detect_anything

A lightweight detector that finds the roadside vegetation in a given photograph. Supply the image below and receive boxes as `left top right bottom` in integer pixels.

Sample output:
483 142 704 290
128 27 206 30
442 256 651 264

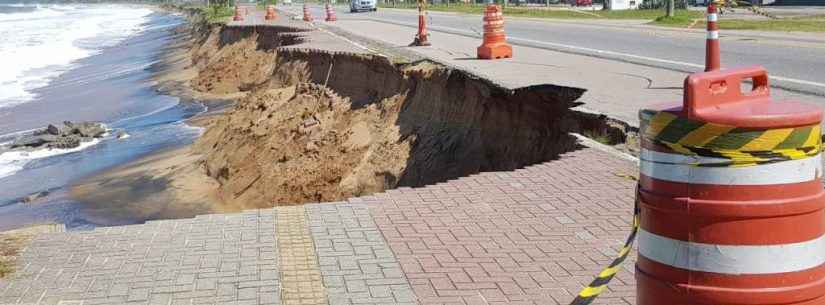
655 14 825 32
381 2 824 32
258 0 278 8
379 3 702 20
200 4 235 24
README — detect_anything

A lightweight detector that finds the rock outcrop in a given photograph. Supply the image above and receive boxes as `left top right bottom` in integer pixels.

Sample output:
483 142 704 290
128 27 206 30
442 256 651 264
6 121 107 151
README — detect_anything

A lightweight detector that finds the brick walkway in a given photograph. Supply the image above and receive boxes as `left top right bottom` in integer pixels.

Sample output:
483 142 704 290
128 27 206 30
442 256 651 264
359 149 637 305
0 147 638 305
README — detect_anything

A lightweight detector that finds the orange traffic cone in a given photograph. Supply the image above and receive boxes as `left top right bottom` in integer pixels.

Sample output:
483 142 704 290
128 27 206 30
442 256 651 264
410 2 430 46
477 5 511 59
265 5 278 21
325 4 337 22
233 6 244 21
303 3 313 22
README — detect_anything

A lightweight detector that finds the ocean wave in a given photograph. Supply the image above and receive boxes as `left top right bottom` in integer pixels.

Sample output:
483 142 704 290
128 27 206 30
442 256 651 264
0 4 153 108
0 138 101 180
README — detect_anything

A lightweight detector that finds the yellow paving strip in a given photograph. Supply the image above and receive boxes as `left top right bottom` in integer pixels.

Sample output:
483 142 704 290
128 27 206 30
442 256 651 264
276 206 327 305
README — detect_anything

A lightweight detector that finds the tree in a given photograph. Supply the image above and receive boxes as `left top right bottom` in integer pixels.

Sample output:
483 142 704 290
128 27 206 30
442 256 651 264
666 0 674 17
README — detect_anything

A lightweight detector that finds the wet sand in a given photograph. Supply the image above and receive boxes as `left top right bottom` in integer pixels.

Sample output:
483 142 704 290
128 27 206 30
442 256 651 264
67 11 241 226
70 146 220 226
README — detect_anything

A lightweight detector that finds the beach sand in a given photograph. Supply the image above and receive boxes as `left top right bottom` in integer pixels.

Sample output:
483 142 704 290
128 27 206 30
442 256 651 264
68 12 241 222
70 146 221 225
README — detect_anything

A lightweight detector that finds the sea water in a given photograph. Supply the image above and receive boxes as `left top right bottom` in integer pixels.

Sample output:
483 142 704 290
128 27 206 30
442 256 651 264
0 3 152 108
0 3 206 230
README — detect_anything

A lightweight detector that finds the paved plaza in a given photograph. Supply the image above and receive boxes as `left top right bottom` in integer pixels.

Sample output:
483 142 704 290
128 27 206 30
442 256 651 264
0 147 638 305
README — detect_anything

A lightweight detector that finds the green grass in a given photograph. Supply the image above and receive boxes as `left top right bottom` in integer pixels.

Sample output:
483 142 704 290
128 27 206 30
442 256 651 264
653 14 696 26
653 14 825 32
379 3 702 20
257 0 278 8
199 5 235 24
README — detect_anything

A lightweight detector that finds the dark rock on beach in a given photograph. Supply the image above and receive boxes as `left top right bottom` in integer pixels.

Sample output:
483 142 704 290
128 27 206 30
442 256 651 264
21 191 50 204
7 121 107 151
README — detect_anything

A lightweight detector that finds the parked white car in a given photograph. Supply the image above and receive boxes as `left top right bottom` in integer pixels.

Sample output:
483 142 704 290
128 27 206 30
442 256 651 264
350 0 377 12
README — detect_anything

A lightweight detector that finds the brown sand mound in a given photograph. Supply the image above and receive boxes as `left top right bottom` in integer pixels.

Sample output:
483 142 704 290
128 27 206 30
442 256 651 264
195 83 411 208
191 31 278 94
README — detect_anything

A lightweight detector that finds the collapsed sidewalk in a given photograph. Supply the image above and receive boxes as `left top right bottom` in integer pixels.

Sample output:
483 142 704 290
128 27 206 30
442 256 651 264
1 7 651 305
281 4 821 128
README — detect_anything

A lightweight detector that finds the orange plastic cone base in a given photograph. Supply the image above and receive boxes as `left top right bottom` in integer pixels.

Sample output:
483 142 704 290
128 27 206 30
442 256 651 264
477 44 512 60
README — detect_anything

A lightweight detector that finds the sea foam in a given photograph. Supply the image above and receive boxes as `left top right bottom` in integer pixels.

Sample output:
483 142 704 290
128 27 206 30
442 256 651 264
0 4 153 108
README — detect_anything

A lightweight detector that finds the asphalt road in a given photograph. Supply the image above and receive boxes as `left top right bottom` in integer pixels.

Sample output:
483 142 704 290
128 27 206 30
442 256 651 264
298 5 825 96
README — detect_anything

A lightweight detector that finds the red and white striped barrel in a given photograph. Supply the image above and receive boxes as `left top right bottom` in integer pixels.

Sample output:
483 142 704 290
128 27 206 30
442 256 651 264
303 3 312 22
636 66 825 305
705 3 720 71
325 3 336 22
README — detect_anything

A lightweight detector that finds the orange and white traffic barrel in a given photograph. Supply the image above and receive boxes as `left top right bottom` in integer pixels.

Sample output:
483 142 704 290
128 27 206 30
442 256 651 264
636 65 825 305
233 6 244 21
265 5 278 21
325 3 336 22
303 3 313 22
477 4 511 60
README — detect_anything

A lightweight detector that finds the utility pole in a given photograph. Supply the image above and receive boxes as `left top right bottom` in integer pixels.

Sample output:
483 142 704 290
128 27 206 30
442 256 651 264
666 0 675 17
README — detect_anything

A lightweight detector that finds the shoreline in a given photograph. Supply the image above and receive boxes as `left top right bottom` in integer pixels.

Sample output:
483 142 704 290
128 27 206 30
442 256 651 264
68 8 237 225
65 4 625 228
0 6 217 231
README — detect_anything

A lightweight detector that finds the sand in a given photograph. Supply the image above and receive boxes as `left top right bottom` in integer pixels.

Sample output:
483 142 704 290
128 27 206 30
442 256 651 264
70 147 223 224
71 12 583 219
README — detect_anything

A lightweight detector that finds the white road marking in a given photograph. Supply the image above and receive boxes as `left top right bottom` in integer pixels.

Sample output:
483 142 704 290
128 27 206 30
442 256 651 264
354 16 825 91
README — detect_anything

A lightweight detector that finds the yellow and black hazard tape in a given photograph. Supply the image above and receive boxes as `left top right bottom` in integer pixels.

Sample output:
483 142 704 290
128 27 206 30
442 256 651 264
640 109 822 167
569 188 640 305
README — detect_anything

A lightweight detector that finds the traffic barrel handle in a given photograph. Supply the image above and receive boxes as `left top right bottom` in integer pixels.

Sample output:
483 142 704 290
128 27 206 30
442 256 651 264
685 65 769 119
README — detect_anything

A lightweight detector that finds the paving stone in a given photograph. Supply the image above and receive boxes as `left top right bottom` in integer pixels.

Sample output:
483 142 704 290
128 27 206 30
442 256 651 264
0 210 280 305
277 206 327 305
306 203 417 305
1 144 637 305
361 148 638 305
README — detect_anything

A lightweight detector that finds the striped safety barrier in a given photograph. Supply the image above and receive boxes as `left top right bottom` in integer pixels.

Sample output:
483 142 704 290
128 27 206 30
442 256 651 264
570 187 640 305
477 4 511 60
233 6 244 21
303 3 313 22
325 3 336 22
265 5 277 21
410 0 431 46
706 3 720 71
636 66 825 305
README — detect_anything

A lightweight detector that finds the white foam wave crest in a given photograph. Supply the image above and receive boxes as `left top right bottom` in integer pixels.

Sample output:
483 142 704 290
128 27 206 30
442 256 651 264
0 139 101 179
0 4 153 108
